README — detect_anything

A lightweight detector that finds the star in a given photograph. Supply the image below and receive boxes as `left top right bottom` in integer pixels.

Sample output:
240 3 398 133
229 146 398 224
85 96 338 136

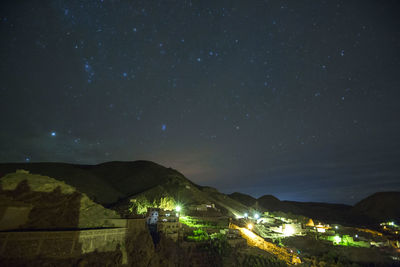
0 0 398 207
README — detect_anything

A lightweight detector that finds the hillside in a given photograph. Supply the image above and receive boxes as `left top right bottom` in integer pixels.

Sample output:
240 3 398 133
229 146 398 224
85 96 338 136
0 162 121 204
0 170 119 229
0 161 195 205
0 161 248 217
1 161 398 225
353 191 400 223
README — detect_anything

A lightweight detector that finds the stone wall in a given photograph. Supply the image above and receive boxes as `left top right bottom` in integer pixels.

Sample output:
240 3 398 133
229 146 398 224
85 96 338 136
0 206 32 231
158 221 180 242
0 218 147 264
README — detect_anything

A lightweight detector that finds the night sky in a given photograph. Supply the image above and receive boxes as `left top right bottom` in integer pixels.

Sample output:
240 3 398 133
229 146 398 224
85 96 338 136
1 0 400 204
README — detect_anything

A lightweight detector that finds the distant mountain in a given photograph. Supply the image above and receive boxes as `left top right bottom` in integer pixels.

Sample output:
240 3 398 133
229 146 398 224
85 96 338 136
0 161 248 217
228 192 257 207
230 193 375 226
257 195 283 211
1 161 398 225
230 191 400 227
353 191 400 223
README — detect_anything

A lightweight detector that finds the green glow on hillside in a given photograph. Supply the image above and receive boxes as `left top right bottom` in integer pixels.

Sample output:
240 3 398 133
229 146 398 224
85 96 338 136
323 235 370 248
179 216 221 229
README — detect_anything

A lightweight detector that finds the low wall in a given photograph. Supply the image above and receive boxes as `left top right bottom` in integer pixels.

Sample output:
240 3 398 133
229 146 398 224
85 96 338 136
103 218 147 231
0 206 31 231
0 219 147 263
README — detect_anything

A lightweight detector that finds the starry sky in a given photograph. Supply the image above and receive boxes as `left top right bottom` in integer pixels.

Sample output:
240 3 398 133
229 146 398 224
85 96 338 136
1 0 400 204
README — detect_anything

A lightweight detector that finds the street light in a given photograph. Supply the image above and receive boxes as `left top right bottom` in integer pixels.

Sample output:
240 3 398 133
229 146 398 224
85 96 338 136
283 225 295 236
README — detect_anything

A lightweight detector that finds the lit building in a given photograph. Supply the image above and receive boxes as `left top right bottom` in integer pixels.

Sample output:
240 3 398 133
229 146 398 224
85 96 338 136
146 209 180 242
188 203 216 211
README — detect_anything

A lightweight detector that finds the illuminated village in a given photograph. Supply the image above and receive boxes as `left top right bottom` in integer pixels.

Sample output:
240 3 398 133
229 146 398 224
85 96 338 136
0 167 399 266
0 166 399 266
2 0 400 265
143 201 400 266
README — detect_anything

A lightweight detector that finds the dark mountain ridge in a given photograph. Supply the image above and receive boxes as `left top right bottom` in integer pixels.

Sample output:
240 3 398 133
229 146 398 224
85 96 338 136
1 161 398 226
353 191 400 223
0 161 192 205
0 161 249 217
230 191 399 227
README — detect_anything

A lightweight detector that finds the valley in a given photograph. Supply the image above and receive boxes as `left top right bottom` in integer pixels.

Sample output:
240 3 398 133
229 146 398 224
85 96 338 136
0 161 399 266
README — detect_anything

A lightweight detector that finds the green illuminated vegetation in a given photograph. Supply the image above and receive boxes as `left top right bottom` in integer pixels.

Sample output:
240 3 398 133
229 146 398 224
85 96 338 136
187 229 209 242
129 196 151 214
323 235 370 248
156 196 176 210
129 195 176 214
0 162 399 267
179 216 220 229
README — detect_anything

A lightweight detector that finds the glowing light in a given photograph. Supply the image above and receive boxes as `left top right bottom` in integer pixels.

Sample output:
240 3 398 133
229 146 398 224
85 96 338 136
316 228 326 233
355 234 358 238
283 225 295 236
247 223 253 230
306 219 315 227
175 205 181 212
334 235 341 244
254 213 260 219
51 132 56 136
244 213 248 218
335 226 339 229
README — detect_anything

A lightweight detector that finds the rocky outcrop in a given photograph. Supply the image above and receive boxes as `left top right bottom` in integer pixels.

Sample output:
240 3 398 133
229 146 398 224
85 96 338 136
0 170 119 230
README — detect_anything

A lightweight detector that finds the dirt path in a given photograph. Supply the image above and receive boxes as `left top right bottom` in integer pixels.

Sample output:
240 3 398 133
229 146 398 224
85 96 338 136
230 223 301 265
